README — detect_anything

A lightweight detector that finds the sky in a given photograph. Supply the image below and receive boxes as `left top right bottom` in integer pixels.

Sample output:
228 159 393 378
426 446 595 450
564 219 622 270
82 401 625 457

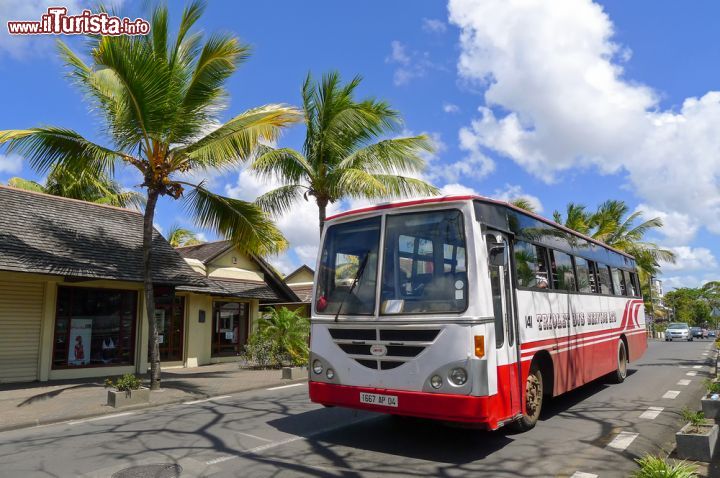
1 0 719 291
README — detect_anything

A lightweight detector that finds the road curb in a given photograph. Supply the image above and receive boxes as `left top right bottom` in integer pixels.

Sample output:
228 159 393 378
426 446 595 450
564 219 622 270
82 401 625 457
0 377 308 434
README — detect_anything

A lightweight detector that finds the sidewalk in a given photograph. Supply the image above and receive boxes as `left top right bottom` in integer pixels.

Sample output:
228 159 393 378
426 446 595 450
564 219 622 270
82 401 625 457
0 363 306 432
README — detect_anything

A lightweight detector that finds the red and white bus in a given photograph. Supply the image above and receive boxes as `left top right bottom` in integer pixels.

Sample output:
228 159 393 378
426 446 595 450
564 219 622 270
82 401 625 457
309 196 646 431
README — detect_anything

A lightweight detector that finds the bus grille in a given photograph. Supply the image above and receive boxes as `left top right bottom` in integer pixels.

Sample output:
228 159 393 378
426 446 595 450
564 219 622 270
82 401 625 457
327 327 441 371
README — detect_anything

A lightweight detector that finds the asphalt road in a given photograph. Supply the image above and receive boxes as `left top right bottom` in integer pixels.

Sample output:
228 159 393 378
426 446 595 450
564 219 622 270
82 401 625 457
0 340 714 478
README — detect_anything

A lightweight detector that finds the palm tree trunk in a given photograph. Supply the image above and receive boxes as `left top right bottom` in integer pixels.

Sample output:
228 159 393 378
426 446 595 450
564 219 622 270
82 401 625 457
318 198 328 237
143 189 161 390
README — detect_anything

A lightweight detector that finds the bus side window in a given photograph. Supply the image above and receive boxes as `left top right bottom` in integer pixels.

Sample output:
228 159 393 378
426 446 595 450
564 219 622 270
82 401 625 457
596 264 613 294
629 272 641 298
513 240 549 289
575 257 593 293
550 249 577 291
624 270 637 297
486 235 504 347
610 268 626 296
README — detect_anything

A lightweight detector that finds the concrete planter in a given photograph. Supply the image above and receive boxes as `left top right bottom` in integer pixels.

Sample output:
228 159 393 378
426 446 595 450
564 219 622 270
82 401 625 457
701 397 720 419
107 387 150 408
281 366 307 380
675 422 718 462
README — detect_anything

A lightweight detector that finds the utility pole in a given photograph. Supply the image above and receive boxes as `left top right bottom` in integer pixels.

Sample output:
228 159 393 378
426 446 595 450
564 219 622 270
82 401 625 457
647 275 654 336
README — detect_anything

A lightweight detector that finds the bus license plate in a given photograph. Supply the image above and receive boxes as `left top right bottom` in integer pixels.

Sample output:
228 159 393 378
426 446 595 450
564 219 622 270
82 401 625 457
359 392 398 407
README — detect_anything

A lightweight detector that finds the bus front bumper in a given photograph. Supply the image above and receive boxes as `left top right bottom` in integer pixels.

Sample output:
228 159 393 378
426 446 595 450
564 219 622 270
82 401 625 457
309 381 500 429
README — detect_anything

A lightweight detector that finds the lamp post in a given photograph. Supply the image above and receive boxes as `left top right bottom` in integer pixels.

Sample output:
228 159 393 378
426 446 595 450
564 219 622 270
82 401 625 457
647 275 654 336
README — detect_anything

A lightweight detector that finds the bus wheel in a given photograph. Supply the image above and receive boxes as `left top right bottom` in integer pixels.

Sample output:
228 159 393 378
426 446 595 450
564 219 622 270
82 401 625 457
611 340 628 383
511 364 543 432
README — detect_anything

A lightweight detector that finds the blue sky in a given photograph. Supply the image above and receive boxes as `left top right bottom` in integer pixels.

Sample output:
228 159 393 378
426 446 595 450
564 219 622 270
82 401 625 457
1 0 719 291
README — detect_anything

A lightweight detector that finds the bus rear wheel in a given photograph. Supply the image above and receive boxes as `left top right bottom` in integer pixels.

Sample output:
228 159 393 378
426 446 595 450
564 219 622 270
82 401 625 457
611 340 628 383
511 364 543 432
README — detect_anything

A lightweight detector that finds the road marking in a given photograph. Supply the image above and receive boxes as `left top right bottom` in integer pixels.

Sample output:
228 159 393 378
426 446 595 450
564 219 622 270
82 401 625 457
68 412 135 425
693 365 703 369
266 383 306 391
639 407 664 420
606 431 639 451
663 390 681 399
687 371 698 376
571 472 598 478
237 432 273 442
205 417 370 465
677 379 691 386
183 395 232 405
679 365 689 369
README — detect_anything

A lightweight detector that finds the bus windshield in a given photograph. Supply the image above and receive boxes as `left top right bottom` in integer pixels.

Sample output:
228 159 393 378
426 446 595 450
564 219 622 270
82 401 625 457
315 217 381 316
380 210 467 314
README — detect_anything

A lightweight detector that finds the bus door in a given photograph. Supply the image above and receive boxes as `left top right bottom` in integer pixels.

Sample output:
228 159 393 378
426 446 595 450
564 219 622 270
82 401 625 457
486 233 522 417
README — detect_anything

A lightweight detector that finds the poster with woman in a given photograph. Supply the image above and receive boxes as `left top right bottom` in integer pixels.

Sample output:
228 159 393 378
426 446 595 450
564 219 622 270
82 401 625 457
68 318 92 366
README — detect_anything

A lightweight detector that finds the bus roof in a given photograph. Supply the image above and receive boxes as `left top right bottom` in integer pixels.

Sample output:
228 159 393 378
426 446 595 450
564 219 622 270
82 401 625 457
325 195 635 260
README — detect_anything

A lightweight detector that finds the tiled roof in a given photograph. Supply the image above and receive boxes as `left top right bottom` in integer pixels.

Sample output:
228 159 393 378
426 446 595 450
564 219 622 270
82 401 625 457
176 278 284 301
0 185 202 285
290 284 313 303
175 241 232 263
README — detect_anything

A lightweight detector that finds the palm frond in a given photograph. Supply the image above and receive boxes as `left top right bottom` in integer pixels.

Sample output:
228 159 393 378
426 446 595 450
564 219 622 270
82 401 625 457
337 135 433 173
510 198 536 213
255 184 306 216
0 127 122 176
185 184 288 256
251 146 313 183
181 104 302 168
7 177 44 193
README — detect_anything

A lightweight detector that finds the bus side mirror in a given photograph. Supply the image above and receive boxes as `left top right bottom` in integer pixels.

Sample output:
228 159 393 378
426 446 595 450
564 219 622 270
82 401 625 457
488 243 507 268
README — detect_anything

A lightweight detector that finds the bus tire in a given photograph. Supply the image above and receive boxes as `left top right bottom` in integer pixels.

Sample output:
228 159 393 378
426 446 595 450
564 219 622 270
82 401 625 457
511 363 543 432
611 339 628 383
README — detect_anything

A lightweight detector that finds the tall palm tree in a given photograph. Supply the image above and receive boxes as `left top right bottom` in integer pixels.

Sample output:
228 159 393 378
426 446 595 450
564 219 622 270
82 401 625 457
0 1 301 389
252 72 439 234
166 225 203 247
553 199 675 277
8 164 144 209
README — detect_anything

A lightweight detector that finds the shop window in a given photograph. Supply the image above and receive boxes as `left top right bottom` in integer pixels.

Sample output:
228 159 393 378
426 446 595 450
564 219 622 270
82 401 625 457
212 301 249 357
52 287 137 369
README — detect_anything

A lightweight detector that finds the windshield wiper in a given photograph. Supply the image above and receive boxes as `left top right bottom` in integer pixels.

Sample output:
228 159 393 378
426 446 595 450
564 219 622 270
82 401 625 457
335 252 370 322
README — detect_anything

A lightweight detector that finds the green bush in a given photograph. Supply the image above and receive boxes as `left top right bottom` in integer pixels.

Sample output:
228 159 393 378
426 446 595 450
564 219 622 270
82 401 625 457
104 373 142 392
703 379 720 395
244 307 309 368
632 455 697 478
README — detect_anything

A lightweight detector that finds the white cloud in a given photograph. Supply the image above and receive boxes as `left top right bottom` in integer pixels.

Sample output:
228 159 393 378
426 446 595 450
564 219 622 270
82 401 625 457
635 204 700 245
439 183 478 196
443 102 460 114
0 154 23 174
492 184 544 212
659 247 718 273
0 0 124 58
422 18 447 33
447 0 720 238
386 40 445 86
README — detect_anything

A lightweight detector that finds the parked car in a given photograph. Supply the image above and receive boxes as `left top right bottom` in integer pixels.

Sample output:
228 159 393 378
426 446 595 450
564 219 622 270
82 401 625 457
709 330 717 338
665 322 692 341
690 327 704 339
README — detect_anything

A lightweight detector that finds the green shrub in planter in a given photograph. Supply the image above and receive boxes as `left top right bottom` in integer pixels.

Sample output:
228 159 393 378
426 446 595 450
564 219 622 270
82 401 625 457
105 373 142 392
632 454 697 478
244 307 309 368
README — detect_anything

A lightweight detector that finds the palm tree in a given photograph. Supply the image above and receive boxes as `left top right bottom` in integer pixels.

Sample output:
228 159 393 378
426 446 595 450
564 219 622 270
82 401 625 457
553 199 675 277
0 1 301 389
509 198 536 213
256 307 310 366
252 71 439 235
8 164 144 209
166 225 203 247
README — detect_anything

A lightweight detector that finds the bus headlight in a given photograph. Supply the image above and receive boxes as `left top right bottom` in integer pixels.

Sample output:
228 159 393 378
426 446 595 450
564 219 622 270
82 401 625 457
312 360 323 375
449 368 468 386
326 369 335 379
430 375 443 389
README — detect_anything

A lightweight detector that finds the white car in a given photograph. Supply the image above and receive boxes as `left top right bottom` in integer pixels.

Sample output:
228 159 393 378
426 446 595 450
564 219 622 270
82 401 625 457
665 322 691 341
